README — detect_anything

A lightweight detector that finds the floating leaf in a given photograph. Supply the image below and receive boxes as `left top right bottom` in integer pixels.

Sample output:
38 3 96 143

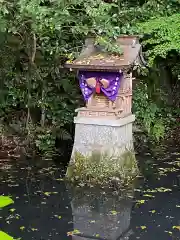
165 231 172 235
0 196 14 208
110 210 118 215
172 226 180 230
67 229 81 236
20 226 25 231
44 192 51 196
31 228 38 231
54 215 62 219
140 226 147 230
156 187 172 193
134 189 141 192
10 208 16 213
143 194 155 198
145 187 172 193
56 178 64 181
136 200 146 204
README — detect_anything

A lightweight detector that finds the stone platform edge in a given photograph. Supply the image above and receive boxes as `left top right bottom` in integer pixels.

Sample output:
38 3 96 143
74 114 135 127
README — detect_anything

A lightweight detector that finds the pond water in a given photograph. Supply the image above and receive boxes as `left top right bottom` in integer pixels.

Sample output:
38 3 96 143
0 143 180 240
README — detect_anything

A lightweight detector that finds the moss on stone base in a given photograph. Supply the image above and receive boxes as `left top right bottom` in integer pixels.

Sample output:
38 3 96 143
66 150 139 186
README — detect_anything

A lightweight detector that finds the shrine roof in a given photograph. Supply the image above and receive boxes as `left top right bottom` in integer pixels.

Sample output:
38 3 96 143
64 35 144 71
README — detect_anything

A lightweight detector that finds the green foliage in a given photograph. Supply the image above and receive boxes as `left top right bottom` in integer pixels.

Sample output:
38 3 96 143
0 0 179 157
109 0 180 34
137 13 180 66
133 82 167 141
133 83 164 141
0 0 124 157
95 36 123 55
32 125 72 157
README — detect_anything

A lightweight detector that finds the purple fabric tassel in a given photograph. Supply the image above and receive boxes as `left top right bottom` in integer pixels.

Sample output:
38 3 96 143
78 71 122 101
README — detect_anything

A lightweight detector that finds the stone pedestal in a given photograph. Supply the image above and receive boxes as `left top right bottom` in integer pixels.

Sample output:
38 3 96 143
71 114 135 161
66 114 138 183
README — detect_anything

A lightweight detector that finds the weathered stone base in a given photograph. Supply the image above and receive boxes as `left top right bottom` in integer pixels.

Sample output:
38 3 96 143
71 114 135 159
66 114 138 184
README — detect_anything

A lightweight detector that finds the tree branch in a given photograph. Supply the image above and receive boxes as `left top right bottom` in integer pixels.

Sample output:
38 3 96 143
31 33 36 63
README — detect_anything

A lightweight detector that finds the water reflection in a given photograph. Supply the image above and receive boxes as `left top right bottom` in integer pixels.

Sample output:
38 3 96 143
1 153 180 240
68 185 134 240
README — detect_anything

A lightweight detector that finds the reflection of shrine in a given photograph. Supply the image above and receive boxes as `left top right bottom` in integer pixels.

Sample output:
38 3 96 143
69 186 134 240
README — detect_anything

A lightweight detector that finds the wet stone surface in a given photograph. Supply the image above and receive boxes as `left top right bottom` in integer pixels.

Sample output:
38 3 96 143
0 143 180 240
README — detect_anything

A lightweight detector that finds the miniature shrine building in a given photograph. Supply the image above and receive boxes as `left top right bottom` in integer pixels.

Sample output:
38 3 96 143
65 35 144 178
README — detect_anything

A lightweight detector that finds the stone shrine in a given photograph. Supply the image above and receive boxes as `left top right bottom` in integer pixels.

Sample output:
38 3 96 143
65 35 144 182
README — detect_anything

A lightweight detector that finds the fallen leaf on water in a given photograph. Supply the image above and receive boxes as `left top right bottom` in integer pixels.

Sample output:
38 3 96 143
54 215 62 219
149 210 156 214
165 231 172 235
10 208 16 213
31 228 38 231
144 189 157 193
110 210 118 215
143 194 155 198
144 187 172 193
136 200 146 204
44 192 58 196
140 226 147 230
44 192 51 196
134 189 141 192
156 187 172 192
67 229 81 236
172 226 180 230
20 226 25 231
56 178 64 181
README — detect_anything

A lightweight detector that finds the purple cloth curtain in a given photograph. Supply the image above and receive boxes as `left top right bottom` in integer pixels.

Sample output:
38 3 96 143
78 71 123 101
